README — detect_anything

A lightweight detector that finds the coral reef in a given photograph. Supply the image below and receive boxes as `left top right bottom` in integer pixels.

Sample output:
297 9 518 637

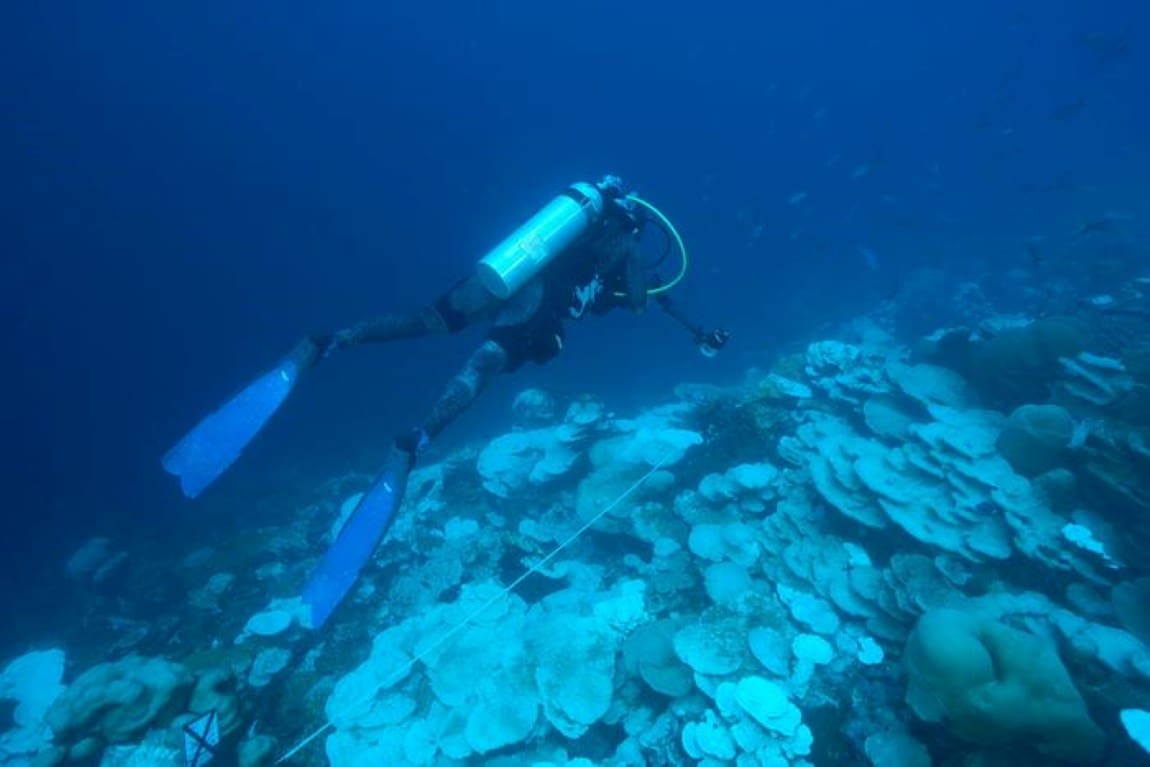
6 275 1150 766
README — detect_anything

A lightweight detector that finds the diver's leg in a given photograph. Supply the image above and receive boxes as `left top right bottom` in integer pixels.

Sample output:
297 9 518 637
299 342 508 627
393 339 511 462
283 308 445 374
301 335 510 624
425 340 510 438
398 279 558 454
350 274 503 345
335 305 450 346
299 275 500 365
395 291 562 463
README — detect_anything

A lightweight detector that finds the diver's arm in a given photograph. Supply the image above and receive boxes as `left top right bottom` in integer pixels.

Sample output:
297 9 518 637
654 292 702 335
590 207 647 314
655 293 730 357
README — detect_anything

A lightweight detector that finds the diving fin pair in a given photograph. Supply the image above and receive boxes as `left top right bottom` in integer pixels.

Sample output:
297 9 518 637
301 446 414 628
162 340 320 499
164 337 415 630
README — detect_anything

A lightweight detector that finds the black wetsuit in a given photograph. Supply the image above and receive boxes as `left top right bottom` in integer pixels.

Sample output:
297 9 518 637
308 195 707 455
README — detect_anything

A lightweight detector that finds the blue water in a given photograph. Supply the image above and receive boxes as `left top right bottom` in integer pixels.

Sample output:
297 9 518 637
3 0 1148 755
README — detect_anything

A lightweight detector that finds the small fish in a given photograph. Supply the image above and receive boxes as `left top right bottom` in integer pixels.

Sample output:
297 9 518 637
1080 31 1129 63
858 246 878 271
851 162 871 179
98 614 148 633
1072 210 1132 240
1024 237 1046 266
975 500 1000 516
788 191 808 206
1050 98 1086 122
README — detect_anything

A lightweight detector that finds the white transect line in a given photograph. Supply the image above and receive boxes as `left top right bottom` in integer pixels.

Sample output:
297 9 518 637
276 454 671 763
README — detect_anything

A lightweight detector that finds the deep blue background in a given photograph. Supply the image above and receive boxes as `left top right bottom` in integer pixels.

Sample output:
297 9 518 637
3 1 1146 635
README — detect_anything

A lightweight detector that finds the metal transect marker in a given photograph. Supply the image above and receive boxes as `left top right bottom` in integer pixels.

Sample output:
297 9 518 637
183 710 219 767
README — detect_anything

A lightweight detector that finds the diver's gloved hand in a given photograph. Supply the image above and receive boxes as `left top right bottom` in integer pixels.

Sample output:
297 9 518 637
696 328 730 358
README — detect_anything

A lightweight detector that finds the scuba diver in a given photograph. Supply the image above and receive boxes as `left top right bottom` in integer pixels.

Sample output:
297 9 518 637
162 175 728 628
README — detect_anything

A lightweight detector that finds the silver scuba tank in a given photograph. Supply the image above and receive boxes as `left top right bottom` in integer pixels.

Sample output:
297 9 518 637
476 181 606 299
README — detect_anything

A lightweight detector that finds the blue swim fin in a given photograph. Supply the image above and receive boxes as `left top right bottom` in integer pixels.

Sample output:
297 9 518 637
301 447 413 629
162 355 302 499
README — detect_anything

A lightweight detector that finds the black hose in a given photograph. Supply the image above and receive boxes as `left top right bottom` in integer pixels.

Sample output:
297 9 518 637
640 212 673 271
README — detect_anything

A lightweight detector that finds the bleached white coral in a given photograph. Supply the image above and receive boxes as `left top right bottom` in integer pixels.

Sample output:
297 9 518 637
477 429 579 498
